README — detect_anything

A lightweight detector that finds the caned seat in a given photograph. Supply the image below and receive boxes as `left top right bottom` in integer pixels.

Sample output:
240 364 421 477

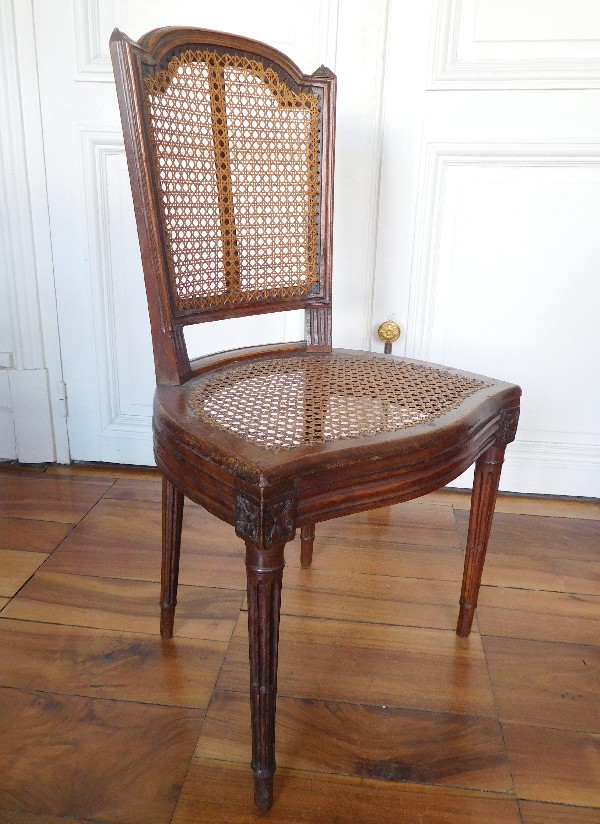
111 26 521 814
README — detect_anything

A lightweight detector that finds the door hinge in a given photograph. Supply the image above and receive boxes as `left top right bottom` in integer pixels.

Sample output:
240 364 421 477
58 381 68 417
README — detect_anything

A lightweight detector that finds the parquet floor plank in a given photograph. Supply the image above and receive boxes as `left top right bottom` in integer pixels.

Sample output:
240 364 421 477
318 500 460 548
103 476 163 503
0 617 227 708
217 614 495 717
279 564 463 629
478 585 600 645
503 723 600 808
171 759 522 824
196 689 512 792
456 509 600 562
520 800 600 823
0 549 49 598
477 551 600 595
285 534 465 580
0 475 113 523
0 686 202 824
42 498 246 590
0 516 71 552
2 571 242 641
483 636 600 732
428 489 600 520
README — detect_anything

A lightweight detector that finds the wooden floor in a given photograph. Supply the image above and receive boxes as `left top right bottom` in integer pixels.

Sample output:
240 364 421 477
0 464 598 824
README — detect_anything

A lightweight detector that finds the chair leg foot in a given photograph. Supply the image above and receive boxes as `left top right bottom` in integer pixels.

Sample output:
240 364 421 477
457 445 506 638
160 606 176 639
456 602 476 637
300 523 315 568
160 476 184 639
253 773 274 813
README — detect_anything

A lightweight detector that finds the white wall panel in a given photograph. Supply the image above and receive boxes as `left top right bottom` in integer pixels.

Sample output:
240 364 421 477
408 143 600 495
430 0 600 88
75 0 338 80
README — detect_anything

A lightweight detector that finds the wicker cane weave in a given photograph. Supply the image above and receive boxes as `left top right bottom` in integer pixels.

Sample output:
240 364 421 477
188 353 490 451
144 49 321 311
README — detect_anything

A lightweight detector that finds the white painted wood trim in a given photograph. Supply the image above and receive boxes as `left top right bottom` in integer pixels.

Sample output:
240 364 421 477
429 0 600 90
407 141 600 360
0 0 70 462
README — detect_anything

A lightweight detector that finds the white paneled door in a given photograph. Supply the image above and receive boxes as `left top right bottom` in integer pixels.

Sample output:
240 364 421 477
13 0 600 496
373 0 600 496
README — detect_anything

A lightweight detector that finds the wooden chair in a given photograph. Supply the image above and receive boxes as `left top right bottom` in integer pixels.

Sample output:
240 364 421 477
110 27 521 813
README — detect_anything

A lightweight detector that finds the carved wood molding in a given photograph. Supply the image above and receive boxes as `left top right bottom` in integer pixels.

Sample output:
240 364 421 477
495 406 520 447
235 490 296 547
305 305 332 350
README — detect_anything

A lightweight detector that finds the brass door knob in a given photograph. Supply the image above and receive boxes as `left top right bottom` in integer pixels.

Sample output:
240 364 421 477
377 320 401 354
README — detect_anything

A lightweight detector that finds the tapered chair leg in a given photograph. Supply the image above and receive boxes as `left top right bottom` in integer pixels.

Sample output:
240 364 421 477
160 476 184 639
245 540 286 813
456 445 506 638
300 523 315 568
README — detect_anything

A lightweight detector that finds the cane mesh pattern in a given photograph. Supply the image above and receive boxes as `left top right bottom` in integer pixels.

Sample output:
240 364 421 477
144 49 321 311
188 355 490 451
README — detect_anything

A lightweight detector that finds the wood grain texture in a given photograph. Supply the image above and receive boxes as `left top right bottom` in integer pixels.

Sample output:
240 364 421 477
0 686 202 824
0 549 48 597
520 800 600 823
217 614 495 716
0 812 91 823
0 467 597 817
478 586 600 645
0 516 71 552
478 552 600 595
171 759 522 824
429 489 600 520
103 475 163 502
456 509 600 562
483 636 600 732
2 571 242 641
0 617 226 708
42 498 246 590
317 501 460 548
196 690 512 791
285 533 465 581
503 723 600 807
278 564 465 630
0 475 112 522
0 598 9 611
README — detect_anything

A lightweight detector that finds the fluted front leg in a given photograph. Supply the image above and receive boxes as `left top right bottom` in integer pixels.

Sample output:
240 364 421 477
300 523 315 568
160 476 184 638
246 540 285 812
456 445 506 637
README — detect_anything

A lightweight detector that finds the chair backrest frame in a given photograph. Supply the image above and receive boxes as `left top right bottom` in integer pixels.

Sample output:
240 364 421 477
110 27 336 385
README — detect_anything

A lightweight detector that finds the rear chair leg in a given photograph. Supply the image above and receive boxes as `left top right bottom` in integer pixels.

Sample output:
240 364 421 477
160 476 184 638
300 523 315 568
456 445 506 637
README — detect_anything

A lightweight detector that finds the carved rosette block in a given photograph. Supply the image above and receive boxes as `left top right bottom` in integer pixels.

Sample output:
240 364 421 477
495 407 520 447
235 490 296 547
